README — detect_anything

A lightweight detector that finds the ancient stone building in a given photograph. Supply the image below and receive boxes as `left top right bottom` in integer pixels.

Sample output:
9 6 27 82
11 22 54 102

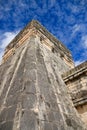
0 20 87 130
62 61 87 125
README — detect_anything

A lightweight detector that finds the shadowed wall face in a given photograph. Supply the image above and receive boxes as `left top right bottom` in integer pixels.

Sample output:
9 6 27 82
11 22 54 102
0 21 86 130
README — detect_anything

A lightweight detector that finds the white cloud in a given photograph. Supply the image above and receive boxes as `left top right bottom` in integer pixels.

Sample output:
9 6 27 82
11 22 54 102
0 31 19 61
72 24 81 36
48 0 56 8
75 60 84 66
81 35 87 48
72 24 86 35
0 31 19 49
73 24 80 33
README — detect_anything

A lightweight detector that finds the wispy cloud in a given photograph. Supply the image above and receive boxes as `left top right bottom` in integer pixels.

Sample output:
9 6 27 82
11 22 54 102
0 31 19 61
75 60 84 66
72 24 86 37
72 24 81 35
81 35 87 48
0 0 87 63
0 31 19 49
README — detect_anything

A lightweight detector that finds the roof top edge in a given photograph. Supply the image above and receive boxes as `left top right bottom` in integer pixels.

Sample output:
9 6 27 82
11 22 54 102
31 20 71 53
5 20 70 54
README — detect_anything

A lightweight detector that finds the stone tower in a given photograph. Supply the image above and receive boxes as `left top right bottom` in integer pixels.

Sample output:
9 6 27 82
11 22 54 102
0 20 86 130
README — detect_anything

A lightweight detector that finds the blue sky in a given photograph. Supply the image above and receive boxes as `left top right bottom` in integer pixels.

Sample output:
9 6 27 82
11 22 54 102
0 0 87 65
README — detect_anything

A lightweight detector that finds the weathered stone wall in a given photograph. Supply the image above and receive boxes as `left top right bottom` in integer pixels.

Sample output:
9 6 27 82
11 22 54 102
2 20 74 69
0 34 86 130
76 104 87 125
62 61 87 125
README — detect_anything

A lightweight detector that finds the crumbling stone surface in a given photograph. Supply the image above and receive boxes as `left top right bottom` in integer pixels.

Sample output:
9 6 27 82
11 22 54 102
62 61 87 125
0 21 86 130
2 20 74 69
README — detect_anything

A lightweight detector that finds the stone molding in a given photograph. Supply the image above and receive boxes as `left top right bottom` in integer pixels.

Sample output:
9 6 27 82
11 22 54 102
62 61 87 82
2 20 74 67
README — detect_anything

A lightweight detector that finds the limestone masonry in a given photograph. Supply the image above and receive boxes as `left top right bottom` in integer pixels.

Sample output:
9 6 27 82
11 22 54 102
62 61 87 125
0 20 87 130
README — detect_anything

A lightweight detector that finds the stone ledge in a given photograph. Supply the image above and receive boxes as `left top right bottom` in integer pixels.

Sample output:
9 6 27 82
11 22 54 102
73 97 87 107
1 20 74 67
62 61 87 82
4 20 71 57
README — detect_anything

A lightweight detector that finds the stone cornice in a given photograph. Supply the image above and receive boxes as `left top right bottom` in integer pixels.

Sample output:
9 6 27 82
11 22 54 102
1 20 74 66
5 20 71 56
62 61 87 82
73 96 87 107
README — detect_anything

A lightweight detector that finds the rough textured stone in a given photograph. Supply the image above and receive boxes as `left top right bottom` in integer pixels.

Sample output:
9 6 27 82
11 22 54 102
62 61 87 125
0 20 86 130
